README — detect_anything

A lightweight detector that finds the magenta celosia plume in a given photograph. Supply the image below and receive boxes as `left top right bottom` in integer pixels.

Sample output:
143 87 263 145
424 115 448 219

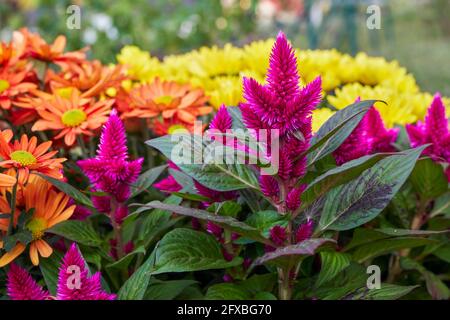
78 109 143 202
333 102 399 165
7 243 115 300
406 94 450 180
240 31 322 214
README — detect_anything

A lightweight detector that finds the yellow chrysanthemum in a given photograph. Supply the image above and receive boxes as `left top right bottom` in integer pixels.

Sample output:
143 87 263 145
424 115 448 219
312 108 335 133
116 45 161 82
115 39 450 123
328 83 417 127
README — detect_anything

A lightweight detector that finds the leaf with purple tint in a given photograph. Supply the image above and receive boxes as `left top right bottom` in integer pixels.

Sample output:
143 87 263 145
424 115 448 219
251 238 334 268
318 146 426 232
137 201 271 245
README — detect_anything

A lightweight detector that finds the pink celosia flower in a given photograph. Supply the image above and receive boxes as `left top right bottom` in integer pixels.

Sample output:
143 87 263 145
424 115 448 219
154 175 182 193
77 109 143 202
406 94 450 162
406 94 450 181
7 264 49 300
259 175 279 199
295 220 314 243
286 185 306 211
209 104 233 133
365 106 399 153
206 221 223 238
240 32 321 216
7 243 115 300
241 32 322 138
270 225 287 246
333 112 370 165
333 103 398 165
68 199 92 220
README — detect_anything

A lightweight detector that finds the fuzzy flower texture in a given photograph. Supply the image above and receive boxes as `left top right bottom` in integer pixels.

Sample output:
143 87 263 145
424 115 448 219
332 98 399 165
239 32 322 216
7 243 115 300
406 94 450 181
78 109 143 223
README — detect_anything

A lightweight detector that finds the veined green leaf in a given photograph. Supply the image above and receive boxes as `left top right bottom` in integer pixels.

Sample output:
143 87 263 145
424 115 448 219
48 220 102 247
140 201 271 244
37 173 93 208
130 165 166 197
318 146 426 232
146 134 259 191
151 228 243 274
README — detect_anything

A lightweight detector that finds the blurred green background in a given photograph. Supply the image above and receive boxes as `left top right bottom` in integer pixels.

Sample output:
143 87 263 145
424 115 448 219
1 0 449 95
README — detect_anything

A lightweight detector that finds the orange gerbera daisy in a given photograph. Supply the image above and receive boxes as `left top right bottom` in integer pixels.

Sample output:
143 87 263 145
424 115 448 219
0 173 16 188
0 68 37 110
31 89 113 146
0 180 75 267
19 28 86 64
152 115 206 136
0 130 66 184
46 60 126 99
122 78 212 124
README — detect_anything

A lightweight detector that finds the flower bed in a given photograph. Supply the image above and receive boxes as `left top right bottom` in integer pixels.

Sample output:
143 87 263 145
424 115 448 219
0 29 449 300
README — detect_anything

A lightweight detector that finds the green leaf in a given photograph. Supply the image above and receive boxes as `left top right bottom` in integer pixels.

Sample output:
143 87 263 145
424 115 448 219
146 134 259 191
37 173 93 208
118 249 156 300
352 237 436 262
205 283 252 300
305 263 367 300
252 238 334 268
140 201 271 244
152 228 243 274
318 146 425 231
48 220 102 247
106 246 146 270
308 100 378 165
343 228 390 251
2 230 32 251
208 201 242 218
410 158 448 200
145 279 198 300
433 244 450 263
401 257 449 300
39 250 64 296
316 251 351 287
301 153 390 207
375 228 448 236
430 193 450 218
245 210 288 237
348 284 418 300
130 165 166 197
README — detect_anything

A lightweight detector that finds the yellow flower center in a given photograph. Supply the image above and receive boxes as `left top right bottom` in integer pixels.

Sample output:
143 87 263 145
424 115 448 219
153 95 173 105
26 218 47 240
55 87 74 99
61 109 87 127
168 124 189 134
10 150 37 166
0 79 10 93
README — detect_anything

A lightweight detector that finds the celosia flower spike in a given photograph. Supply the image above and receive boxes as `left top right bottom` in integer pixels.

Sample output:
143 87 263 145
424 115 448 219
7 243 115 300
78 109 143 202
7 264 49 300
57 243 116 300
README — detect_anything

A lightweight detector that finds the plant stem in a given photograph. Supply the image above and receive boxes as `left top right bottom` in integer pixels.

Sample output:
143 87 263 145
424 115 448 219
7 173 19 235
76 135 88 158
110 199 125 259
278 266 292 300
